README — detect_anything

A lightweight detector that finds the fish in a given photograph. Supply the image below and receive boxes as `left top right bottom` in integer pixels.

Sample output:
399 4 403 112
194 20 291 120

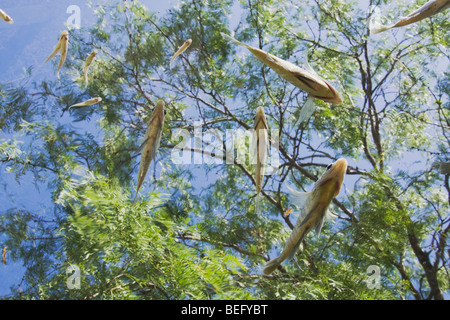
56 31 69 77
44 30 68 65
83 49 97 87
253 106 269 216
221 32 342 105
170 39 192 69
132 100 166 205
0 9 13 24
369 0 450 34
263 158 347 275
2 247 6 265
69 97 102 108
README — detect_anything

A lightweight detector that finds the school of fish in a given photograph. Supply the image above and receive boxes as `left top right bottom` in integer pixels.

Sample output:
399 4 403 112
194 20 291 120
0 1 446 277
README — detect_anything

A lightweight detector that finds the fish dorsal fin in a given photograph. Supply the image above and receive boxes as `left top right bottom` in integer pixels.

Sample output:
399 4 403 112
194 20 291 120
304 57 319 77
299 46 318 76
265 52 278 64
287 185 312 224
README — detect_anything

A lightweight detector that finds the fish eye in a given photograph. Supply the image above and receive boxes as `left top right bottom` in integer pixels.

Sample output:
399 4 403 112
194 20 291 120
326 163 333 170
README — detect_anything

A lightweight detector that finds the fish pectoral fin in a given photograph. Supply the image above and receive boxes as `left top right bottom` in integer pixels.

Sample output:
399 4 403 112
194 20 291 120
287 186 311 210
314 215 325 237
136 137 149 153
295 96 317 126
326 209 339 219
288 186 315 226
314 206 337 236
255 193 262 216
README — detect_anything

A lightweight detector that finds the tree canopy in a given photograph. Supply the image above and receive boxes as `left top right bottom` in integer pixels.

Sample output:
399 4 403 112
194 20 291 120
0 0 449 300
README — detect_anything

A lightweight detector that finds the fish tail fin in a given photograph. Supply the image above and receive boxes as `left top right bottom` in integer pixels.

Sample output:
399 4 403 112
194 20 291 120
169 53 179 69
255 193 261 216
132 179 143 206
367 7 393 34
132 192 139 206
369 20 393 34
287 186 312 225
169 55 175 70
220 32 248 49
263 256 281 275
57 62 64 77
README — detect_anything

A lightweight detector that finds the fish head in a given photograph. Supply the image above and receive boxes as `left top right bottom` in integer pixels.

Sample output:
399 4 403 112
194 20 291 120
292 69 342 105
254 106 268 130
314 80 343 105
61 30 69 41
315 158 347 199
151 100 166 124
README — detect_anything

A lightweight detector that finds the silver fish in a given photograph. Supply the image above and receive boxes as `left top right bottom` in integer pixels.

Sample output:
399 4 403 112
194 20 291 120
0 8 13 24
170 39 192 69
221 32 342 105
253 106 269 216
57 31 69 77
263 158 347 275
84 49 97 87
133 100 166 205
369 0 450 34
69 97 102 108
